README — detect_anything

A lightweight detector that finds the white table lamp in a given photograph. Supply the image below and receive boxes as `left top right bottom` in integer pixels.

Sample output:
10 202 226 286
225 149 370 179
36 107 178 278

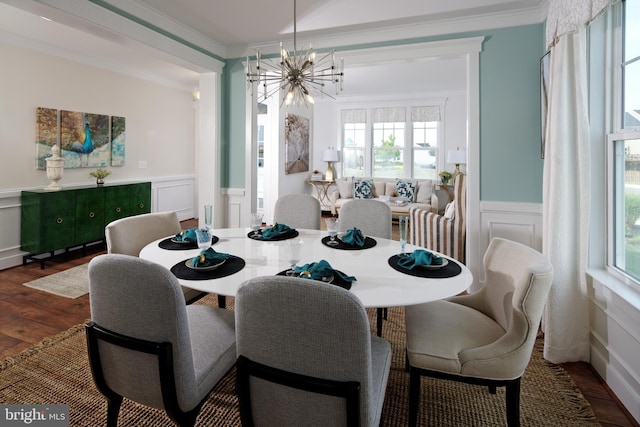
321 149 340 181
447 149 467 178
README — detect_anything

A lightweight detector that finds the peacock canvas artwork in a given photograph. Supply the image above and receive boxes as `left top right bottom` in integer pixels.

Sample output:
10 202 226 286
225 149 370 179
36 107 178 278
59 110 110 168
35 108 126 169
110 116 125 166
36 107 58 169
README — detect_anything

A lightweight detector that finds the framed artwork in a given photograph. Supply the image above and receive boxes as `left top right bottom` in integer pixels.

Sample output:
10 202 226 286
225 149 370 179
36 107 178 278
36 107 58 169
111 116 126 166
540 51 551 159
284 113 310 174
60 110 110 168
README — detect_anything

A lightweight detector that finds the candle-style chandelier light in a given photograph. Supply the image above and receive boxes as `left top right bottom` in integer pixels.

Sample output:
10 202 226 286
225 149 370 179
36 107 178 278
246 0 344 107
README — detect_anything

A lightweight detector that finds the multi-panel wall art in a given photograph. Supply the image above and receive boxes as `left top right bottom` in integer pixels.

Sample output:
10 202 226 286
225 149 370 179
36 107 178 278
35 108 126 169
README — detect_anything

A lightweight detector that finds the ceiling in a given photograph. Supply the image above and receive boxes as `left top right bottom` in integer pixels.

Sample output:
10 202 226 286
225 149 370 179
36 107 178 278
0 0 547 92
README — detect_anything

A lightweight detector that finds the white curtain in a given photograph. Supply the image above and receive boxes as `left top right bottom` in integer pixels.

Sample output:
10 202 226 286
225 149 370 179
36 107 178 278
541 0 615 364
542 28 591 363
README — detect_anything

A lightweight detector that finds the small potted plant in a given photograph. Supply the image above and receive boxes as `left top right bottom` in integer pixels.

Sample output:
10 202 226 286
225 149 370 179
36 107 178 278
439 171 452 185
90 168 111 186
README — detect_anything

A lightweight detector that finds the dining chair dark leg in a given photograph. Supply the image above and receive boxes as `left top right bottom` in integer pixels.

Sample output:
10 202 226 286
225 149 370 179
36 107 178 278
218 295 226 309
505 378 521 427
106 395 123 427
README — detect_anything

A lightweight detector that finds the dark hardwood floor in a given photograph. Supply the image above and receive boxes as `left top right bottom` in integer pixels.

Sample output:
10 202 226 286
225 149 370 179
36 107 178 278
0 218 637 426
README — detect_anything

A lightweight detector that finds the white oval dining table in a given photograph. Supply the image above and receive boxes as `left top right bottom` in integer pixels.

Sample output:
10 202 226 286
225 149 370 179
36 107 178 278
139 227 472 311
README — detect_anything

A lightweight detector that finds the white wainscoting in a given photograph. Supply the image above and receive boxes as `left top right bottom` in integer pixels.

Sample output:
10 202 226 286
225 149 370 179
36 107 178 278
587 270 640 424
476 201 543 284
0 190 25 271
0 176 196 271
224 188 246 228
152 177 195 221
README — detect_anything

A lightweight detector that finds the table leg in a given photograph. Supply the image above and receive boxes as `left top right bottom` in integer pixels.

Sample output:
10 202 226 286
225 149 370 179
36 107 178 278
376 307 383 336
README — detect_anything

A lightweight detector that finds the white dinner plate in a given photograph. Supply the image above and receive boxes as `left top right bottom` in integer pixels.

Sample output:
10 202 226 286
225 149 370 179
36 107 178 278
416 258 448 270
185 259 226 271
171 238 193 244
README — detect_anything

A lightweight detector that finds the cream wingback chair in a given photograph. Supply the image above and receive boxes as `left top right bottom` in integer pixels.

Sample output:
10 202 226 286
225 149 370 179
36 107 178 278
105 211 205 304
409 173 466 263
404 238 553 427
273 194 322 229
86 254 236 427
235 275 392 427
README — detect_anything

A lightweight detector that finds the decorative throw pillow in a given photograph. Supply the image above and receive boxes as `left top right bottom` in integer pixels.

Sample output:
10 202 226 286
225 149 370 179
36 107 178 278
353 178 374 199
444 201 456 219
336 178 353 198
396 179 416 202
415 180 433 203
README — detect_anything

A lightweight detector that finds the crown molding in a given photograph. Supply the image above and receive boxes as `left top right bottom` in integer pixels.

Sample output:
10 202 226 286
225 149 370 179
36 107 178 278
33 0 224 72
0 28 197 91
90 0 227 59
231 2 547 58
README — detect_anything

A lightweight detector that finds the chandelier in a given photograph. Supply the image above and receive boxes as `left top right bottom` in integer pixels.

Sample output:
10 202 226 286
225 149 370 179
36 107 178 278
246 0 344 107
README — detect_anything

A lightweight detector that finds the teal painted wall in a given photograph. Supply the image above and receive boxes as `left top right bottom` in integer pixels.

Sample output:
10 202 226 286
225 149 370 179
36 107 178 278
478 25 545 203
222 23 545 203
221 58 246 188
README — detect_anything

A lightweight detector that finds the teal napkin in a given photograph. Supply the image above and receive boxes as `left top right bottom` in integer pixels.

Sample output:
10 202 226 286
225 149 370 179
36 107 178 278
294 259 357 283
191 247 230 267
261 223 294 240
341 227 365 247
397 249 444 270
175 228 197 243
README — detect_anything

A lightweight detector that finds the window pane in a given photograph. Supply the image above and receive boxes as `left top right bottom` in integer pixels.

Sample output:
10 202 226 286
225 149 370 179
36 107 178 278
344 123 365 147
625 0 640 61
413 122 438 148
343 149 365 177
623 0 640 128
373 148 403 178
614 138 640 282
373 122 404 147
413 149 437 180
372 121 404 178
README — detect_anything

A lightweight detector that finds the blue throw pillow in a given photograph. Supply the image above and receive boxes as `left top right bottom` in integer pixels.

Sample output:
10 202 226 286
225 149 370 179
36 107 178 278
396 179 416 202
353 178 374 199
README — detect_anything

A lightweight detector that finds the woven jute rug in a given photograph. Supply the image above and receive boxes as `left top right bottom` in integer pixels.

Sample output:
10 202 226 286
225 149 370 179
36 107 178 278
22 264 89 299
0 294 599 426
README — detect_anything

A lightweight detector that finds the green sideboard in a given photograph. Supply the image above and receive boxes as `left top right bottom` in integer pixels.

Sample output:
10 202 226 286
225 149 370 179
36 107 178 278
21 182 151 267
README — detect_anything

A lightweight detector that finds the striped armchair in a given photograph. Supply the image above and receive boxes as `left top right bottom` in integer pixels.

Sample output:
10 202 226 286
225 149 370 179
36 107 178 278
409 173 466 264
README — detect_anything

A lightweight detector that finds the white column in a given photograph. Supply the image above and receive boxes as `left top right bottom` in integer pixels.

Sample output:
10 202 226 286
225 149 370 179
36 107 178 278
197 72 223 228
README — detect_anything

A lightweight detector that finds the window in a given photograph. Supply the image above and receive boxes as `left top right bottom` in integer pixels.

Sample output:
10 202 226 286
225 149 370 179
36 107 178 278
608 0 640 284
610 135 640 283
340 103 442 179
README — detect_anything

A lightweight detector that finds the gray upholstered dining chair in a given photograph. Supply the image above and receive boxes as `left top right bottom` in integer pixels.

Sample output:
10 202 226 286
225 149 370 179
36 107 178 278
234 275 392 427
86 254 236 427
105 211 205 304
337 198 392 336
404 237 553 427
337 199 392 239
273 193 322 229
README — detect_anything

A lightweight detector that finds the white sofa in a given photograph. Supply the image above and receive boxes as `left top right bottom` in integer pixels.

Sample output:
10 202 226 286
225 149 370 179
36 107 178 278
329 177 439 218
